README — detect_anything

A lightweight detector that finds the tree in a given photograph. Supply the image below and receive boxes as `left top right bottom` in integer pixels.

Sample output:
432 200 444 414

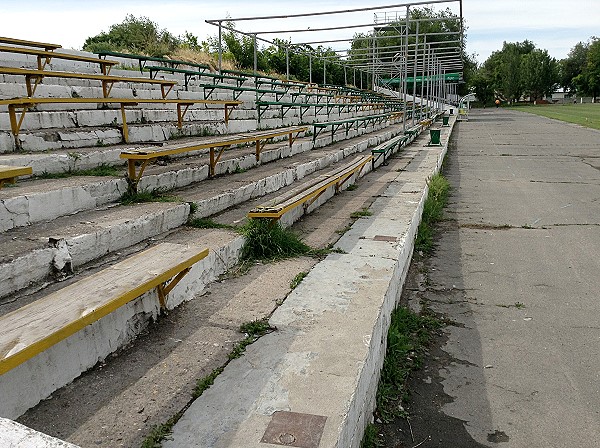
560 41 589 93
521 49 558 101
574 38 600 101
83 15 179 57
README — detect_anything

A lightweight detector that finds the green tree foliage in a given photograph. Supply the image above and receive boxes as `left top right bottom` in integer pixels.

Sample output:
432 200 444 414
474 40 559 104
573 38 600 101
521 49 558 101
560 41 589 93
83 15 179 57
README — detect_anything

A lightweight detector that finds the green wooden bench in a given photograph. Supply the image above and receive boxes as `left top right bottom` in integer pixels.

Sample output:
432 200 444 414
199 83 287 102
148 66 246 90
97 50 210 74
0 242 209 376
0 66 177 98
256 100 316 122
0 165 32 188
312 112 402 142
248 154 373 221
370 135 409 169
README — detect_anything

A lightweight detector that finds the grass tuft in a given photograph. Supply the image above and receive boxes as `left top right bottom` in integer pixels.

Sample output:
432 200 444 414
290 271 308 290
187 217 236 230
361 423 384 448
229 319 274 360
350 208 373 219
120 188 180 205
240 219 310 261
36 164 121 179
415 173 450 254
376 307 443 423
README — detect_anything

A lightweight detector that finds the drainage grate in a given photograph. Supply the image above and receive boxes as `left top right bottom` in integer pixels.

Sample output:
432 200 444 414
261 411 327 448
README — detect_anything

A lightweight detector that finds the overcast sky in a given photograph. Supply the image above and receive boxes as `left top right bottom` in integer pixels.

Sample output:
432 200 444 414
1 0 598 64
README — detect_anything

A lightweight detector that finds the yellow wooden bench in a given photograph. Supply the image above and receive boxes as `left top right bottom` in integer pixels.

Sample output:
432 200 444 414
0 66 178 98
121 125 308 188
0 36 61 51
248 154 373 220
0 242 209 376
0 165 32 188
0 97 241 144
0 44 118 74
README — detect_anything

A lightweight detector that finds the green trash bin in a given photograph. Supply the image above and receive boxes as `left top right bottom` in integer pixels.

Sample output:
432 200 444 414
428 129 442 146
442 115 450 126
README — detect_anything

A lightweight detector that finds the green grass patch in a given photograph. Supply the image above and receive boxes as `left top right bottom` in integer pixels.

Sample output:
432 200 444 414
350 208 373 219
141 411 183 448
376 307 443 423
415 173 450 254
120 188 180 205
35 164 121 179
240 219 311 261
508 103 600 131
187 217 237 230
229 319 274 360
361 423 384 448
192 367 224 399
346 183 359 191
290 271 308 290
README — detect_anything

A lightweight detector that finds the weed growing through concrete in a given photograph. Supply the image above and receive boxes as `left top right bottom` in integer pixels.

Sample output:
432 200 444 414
376 307 443 423
346 183 359 191
351 208 373 219
36 164 121 179
141 412 183 448
290 271 308 290
187 217 237 231
415 173 450 254
120 188 180 205
229 319 274 360
193 367 225 399
240 219 311 261
361 423 384 448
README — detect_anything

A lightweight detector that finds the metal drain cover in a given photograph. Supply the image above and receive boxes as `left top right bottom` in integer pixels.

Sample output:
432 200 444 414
261 411 327 447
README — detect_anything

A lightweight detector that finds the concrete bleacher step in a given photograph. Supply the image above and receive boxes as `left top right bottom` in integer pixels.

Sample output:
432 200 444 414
0 121 403 302
0 117 399 233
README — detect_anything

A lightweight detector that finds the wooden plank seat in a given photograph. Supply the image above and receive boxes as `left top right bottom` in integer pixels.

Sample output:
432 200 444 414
312 112 402 142
404 124 423 140
222 69 279 82
0 97 241 145
370 135 409 169
256 100 315 122
0 44 118 74
148 66 246 90
0 66 177 98
0 36 61 51
290 90 333 104
0 242 209 376
97 50 210 74
120 125 309 188
255 78 303 94
0 164 32 189
247 154 373 221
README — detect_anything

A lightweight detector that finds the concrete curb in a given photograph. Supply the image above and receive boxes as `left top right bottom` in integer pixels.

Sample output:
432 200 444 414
164 118 454 448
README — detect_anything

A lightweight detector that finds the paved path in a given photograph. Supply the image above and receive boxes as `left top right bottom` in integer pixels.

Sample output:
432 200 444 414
421 108 600 447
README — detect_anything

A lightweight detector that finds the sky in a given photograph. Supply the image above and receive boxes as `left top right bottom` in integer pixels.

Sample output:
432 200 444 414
1 0 598 64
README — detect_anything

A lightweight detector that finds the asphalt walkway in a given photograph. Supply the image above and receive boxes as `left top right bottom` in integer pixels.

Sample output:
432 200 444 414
419 108 600 447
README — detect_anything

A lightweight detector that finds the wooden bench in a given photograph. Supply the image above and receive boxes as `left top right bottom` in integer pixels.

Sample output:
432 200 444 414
256 100 315 122
0 97 241 144
256 78 302 94
370 135 409 169
0 66 177 98
97 50 210 74
248 154 373 221
0 36 61 51
199 83 287 102
404 124 422 138
0 44 118 74
0 165 32 189
121 125 309 188
0 242 209 376
148 66 246 90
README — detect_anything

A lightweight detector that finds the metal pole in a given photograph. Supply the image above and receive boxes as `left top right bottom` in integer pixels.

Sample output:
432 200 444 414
421 36 426 115
411 21 419 126
309 55 312 84
323 58 326 84
218 21 223 74
344 65 347 85
286 46 290 80
253 34 258 74
402 7 409 132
